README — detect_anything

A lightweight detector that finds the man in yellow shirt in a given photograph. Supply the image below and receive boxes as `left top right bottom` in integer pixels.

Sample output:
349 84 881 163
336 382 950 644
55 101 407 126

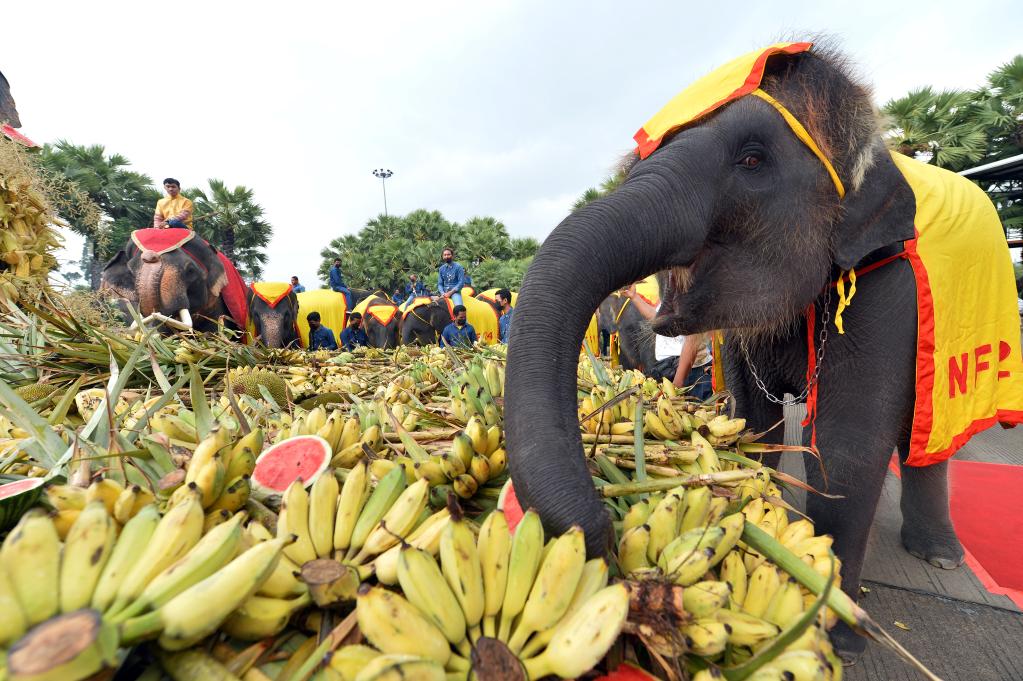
153 178 193 229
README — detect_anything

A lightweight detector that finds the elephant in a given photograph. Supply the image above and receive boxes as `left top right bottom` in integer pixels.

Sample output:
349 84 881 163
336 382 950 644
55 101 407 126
351 294 401 348
400 299 451 346
596 293 654 370
248 283 301 348
504 41 1021 655
101 229 245 335
0 70 20 128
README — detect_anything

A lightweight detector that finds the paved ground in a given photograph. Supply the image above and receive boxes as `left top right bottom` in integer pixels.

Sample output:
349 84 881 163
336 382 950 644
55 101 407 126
779 406 1023 681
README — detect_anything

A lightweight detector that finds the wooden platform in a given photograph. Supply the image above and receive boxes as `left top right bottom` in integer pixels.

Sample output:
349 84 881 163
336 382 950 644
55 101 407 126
779 405 1023 680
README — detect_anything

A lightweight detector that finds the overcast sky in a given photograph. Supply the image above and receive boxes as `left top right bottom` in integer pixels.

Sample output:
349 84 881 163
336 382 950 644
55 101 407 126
5 0 1020 288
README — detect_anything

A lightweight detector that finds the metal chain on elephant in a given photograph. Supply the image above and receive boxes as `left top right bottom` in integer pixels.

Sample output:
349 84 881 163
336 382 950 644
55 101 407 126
739 287 831 406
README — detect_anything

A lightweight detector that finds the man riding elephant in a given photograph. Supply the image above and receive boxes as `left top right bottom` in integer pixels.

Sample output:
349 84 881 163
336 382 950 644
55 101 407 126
502 41 1023 656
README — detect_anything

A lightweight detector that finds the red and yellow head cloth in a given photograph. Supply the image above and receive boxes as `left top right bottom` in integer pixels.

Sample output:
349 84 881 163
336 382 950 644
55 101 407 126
633 41 845 199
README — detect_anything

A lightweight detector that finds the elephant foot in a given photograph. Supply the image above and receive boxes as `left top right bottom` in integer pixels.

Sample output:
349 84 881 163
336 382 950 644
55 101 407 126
901 525 965 569
830 621 867 661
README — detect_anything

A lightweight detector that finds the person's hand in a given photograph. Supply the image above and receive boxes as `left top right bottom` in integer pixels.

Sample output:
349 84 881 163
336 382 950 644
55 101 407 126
623 283 637 298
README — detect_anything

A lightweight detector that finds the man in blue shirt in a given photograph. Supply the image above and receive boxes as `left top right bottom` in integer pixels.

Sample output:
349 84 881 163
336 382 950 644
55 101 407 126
306 311 337 351
402 273 429 307
340 312 369 351
436 248 467 307
440 305 477 348
495 288 514 343
290 276 306 293
328 258 352 309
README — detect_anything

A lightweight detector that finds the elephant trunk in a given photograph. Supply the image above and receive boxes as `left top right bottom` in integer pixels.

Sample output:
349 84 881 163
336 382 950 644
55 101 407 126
505 170 714 558
137 250 164 316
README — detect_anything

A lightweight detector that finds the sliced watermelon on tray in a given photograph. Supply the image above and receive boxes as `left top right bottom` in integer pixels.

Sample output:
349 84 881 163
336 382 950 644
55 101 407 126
0 478 45 532
252 435 331 493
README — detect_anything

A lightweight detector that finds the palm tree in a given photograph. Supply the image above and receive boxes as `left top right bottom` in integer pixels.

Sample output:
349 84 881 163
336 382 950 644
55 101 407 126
883 87 989 170
38 141 159 287
190 179 272 279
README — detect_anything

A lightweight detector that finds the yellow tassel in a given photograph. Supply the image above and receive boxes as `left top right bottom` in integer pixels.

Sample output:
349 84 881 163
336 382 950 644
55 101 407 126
833 269 857 335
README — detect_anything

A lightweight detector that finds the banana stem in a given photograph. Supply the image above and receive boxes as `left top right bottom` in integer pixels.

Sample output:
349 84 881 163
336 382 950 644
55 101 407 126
633 393 646 484
119 610 163 644
599 469 759 497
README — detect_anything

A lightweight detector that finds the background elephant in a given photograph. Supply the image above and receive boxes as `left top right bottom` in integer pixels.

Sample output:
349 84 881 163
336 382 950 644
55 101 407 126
504 43 1005 654
248 283 300 348
400 300 450 345
0 70 20 128
101 230 243 334
351 294 400 348
596 292 654 370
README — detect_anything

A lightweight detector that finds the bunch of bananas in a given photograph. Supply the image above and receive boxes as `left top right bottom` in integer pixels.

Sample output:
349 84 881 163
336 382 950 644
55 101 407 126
0 491 288 680
447 359 504 426
46 477 155 539
350 505 630 680
0 153 62 304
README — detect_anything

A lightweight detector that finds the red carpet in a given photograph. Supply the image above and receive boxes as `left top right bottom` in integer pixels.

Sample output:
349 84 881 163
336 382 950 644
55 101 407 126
948 460 1023 608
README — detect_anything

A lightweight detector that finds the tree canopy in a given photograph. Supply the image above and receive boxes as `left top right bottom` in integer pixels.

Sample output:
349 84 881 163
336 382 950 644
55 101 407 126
319 209 539 293
188 179 272 280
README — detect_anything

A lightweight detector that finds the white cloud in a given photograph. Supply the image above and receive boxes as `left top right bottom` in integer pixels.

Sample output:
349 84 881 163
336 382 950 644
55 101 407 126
5 0 1019 288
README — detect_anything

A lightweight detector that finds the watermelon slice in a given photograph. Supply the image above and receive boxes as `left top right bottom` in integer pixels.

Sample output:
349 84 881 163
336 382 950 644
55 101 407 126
252 435 331 493
0 478 45 532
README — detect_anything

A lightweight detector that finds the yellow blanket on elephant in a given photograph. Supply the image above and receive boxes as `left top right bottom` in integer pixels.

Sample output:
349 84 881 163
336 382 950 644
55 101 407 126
891 152 1023 465
353 296 398 327
296 289 347 349
465 295 500 345
251 282 293 308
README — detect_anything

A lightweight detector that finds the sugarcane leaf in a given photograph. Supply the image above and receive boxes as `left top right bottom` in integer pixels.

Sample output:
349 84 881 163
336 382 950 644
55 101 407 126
633 392 646 486
47 376 85 427
582 340 611 386
189 364 213 439
0 379 68 469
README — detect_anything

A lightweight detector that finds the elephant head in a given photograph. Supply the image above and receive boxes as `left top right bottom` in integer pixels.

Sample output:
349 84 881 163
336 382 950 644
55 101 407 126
596 294 655 371
504 42 916 557
0 71 21 128
248 284 300 348
101 232 236 333
401 301 450 345
359 296 401 349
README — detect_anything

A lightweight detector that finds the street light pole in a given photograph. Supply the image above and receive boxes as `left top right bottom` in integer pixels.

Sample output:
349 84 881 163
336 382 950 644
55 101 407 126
372 168 393 217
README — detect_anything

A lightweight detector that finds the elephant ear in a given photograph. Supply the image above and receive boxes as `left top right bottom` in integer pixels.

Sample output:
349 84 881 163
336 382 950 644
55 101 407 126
833 148 918 270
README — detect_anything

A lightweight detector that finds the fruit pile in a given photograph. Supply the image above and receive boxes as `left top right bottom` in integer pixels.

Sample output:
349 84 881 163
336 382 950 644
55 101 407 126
0 295 939 680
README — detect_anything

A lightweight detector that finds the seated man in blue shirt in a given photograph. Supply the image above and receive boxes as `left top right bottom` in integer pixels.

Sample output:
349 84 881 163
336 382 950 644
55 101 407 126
439 305 477 348
340 312 369 351
435 248 467 306
306 311 337 351
495 288 514 343
328 258 352 309
290 276 306 293
402 273 429 307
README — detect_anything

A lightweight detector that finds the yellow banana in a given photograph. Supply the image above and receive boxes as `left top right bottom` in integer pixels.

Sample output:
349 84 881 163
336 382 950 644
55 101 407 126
86 478 124 517
347 465 406 557
621 499 652 532
711 512 747 566
487 448 507 477
371 509 451 586
716 609 781 647
207 474 251 513
330 645 381 681
397 545 467 647
355 586 452 666
519 557 610 658
0 563 27 646
465 417 488 456
438 504 485 635
497 508 543 642
683 580 732 618
644 412 677 440
1 510 61 625
278 478 317 565
468 454 491 486
185 425 231 484
92 505 160 612
352 654 446 681
59 501 116 613
646 489 683 563
743 564 783 618
720 550 749 610
334 459 370 553
355 478 430 562
763 577 806 628
44 484 88 511
477 510 511 639
682 617 730 657
692 430 721 473
221 592 312 641
618 524 651 576
678 485 712 533
309 470 339 558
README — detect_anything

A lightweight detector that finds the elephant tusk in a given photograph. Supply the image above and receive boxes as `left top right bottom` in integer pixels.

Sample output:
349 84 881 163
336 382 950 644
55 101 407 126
178 309 193 329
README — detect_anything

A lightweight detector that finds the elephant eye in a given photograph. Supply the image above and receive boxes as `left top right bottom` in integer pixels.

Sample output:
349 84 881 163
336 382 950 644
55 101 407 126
739 153 762 168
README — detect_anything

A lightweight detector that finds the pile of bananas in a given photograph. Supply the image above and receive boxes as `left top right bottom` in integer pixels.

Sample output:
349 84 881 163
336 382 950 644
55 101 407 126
346 505 630 680
0 144 62 305
0 492 288 680
46 477 155 539
448 358 504 426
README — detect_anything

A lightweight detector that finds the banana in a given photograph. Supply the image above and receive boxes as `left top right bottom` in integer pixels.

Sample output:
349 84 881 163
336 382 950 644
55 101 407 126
339 417 361 450
360 424 383 452
519 557 610 658
221 592 312 641
644 412 678 440
678 486 712 533
353 654 446 681
334 459 370 553
438 503 485 636
691 431 721 473
347 465 406 557
711 512 746 566
185 425 231 485
779 519 816 549
398 545 467 647
309 470 339 558
228 428 264 470
153 535 290 650
646 490 683 563
355 586 452 666
618 524 652 575
660 530 720 587
203 509 231 534
743 564 783 618
0 563 27 646
720 550 749 610
706 415 746 439
521 583 630 681
113 485 140 525
763 577 806 628
497 508 544 642
355 478 430 562
207 475 251 513
621 500 652 532
764 650 832 681
151 413 198 443
683 580 732 618
330 645 381 681
1 510 61 625
371 509 451 586
452 474 478 499
715 609 781 647
508 526 586 653
109 486 205 615
59 501 116 613
193 454 227 508
44 484 87 511
86 478 124 516
278 478 318 565
465 417 488 456
468 454 491 486
477 510 511 639
682 617 730 657
92 504 161 612
439 452 466 479
116 512 246 621
414 458 448 486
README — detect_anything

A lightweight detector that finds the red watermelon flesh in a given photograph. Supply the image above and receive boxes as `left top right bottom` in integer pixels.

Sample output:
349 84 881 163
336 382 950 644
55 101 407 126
252 436 331 492
0 478 45 532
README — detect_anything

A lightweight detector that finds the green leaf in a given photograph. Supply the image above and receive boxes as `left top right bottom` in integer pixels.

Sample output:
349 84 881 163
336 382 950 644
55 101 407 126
189 364 213 439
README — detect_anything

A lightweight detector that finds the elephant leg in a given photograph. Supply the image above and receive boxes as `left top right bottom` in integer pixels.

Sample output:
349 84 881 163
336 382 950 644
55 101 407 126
897 454 964 569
